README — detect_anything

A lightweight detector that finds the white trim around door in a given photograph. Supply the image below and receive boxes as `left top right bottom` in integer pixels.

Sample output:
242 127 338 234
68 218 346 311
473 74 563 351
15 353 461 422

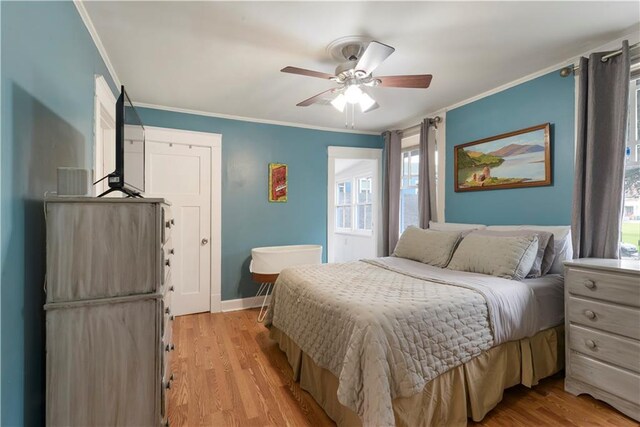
327 146 383 263
144 126 223 313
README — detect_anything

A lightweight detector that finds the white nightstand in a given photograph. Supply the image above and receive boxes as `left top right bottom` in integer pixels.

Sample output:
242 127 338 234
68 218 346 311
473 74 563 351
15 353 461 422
563 258 640 421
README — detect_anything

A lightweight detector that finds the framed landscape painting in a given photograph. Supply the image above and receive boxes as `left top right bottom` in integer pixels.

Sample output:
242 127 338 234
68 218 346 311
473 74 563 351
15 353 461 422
454 123 551 192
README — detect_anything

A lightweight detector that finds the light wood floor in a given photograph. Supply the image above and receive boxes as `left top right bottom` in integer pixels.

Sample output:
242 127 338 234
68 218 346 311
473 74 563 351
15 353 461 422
168 310 637 426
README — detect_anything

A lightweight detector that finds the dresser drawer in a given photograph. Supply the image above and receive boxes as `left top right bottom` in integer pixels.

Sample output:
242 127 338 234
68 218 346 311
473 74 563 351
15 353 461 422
567 268 640 307
567 296 640 340
569 324 640 373
570 352 640 403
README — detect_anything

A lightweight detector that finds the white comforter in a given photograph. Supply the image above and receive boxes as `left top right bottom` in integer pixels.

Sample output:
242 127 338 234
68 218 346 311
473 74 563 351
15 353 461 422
264 258 543 426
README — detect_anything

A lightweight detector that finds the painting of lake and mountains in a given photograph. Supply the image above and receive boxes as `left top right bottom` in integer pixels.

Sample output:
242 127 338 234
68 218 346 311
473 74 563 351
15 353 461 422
454 123 551 192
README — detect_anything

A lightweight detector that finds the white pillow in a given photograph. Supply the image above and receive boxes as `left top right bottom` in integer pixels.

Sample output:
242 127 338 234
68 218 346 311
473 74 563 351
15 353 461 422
471 229 555 277
394 227 462 267
428 221 487 232
447 233 539 280
485 225 572 274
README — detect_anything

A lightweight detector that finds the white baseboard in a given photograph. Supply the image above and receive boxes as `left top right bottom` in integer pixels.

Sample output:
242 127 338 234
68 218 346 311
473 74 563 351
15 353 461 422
221 294 271 312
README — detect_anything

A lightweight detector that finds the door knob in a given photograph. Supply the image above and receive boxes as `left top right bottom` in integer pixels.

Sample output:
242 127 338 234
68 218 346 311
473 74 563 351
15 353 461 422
201 238 209 245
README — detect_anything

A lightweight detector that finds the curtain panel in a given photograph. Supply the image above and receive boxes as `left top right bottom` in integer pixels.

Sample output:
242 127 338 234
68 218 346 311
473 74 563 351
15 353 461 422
418 119 438 228
572 40 630 259
382 130 402 255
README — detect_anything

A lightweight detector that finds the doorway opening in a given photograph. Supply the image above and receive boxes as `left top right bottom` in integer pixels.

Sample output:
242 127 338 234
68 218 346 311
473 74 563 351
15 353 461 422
327 147 383 263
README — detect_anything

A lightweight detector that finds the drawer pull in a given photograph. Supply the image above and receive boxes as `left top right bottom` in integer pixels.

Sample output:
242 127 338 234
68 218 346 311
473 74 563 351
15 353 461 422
170 373 175 381
165 259 171 267
584 310 597 320
165 220 171 229
170 248 175 255
171 219 175 226
585 339 597 349
165 381 171 390
170 315 175 321
583 280 596 289
169 286 175 292
165 307 171 315
171 344 175 351
165 344 170 352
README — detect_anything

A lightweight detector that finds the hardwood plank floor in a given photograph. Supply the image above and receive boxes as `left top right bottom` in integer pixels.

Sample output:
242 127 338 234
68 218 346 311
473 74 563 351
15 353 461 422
168 310 637 426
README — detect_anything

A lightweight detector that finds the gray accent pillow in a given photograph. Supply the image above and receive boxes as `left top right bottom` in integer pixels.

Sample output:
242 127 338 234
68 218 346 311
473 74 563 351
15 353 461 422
393 227 462 267
471 230 555 277
447 233 539 280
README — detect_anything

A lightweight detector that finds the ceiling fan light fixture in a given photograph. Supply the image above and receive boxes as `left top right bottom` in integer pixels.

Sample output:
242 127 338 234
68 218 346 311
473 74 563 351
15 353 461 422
344 85 363 104
359 92 376 112
331 93 347 112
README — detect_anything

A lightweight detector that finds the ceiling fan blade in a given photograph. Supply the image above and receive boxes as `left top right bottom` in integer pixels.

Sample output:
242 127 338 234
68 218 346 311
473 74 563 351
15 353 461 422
296 89 336 107
362 101 379 113
377 74 433 88
355 41 395 75
281 66 335 80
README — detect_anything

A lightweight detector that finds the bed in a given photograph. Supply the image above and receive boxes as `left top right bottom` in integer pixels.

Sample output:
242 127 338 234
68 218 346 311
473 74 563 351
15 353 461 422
264 227 567 426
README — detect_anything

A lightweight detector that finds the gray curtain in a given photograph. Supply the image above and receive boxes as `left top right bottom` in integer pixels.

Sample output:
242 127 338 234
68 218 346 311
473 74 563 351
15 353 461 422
572 41 630 259
382 130 402 255
418 119 438 228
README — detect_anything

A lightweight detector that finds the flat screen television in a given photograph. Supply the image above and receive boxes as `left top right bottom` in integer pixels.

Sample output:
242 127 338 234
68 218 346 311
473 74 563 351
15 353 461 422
98 85 145 197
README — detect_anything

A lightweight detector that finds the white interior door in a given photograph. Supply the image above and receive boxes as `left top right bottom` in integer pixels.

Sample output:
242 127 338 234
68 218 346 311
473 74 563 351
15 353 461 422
145 139 212 315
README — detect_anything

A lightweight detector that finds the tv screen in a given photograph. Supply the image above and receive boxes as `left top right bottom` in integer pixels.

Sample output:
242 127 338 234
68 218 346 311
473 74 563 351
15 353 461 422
122 89 145 192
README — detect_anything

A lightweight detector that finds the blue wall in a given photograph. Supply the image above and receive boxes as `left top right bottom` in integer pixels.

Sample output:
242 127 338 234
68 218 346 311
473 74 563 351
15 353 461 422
135 108 383 301
445 71 575 225
1 2 117 425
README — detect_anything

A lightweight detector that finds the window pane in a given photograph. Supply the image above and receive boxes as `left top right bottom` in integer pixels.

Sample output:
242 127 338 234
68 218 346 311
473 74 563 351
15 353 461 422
410 153 419 175
636 86 639 140
337 183 345 205
403 154 409 176
622 81 640 259
344 206 352 228
357 205 365 229
357 177 372 204
336 206 344 228
365 204 372 230
399 187 419 233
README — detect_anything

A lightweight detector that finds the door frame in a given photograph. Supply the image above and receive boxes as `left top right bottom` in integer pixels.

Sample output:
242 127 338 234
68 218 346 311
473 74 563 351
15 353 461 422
327 146 383 263
144 126 223 313
93 75 117 195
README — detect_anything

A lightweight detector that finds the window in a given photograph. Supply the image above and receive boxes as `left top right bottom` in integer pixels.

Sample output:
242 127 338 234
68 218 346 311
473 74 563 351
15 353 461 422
400 148 420 233
356 177 373 230
335 176 373 233
622 77 640 259
336 180 352 230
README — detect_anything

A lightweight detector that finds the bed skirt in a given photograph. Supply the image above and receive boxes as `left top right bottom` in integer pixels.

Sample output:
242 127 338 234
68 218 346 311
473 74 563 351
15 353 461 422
269 325 564 426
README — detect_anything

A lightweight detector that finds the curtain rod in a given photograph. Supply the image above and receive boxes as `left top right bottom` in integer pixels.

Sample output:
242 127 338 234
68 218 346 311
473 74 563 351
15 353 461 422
560 41 640 77
402 116 442 135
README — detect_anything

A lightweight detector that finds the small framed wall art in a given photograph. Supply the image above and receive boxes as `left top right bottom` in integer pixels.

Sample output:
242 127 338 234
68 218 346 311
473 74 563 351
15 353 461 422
454 123 551 192
268 163 288 202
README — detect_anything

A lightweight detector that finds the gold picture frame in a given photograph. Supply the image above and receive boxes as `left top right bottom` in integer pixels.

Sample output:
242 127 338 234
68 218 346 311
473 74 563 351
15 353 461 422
268 163 288 202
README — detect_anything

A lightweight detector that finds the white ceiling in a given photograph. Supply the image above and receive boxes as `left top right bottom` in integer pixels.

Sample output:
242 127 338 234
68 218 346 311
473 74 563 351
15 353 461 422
84 1 639 133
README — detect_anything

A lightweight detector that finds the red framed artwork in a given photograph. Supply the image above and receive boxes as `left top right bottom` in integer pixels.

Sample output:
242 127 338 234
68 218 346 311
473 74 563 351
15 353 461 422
269 163 288 202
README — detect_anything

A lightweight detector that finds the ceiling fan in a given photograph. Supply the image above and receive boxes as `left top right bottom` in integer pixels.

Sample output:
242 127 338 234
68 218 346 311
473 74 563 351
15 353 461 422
281 39 432 117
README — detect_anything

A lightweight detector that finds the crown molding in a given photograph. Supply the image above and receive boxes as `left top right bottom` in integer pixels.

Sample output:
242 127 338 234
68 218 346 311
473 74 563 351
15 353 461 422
132 102 381 136
73 0 121 89
396 27 640 130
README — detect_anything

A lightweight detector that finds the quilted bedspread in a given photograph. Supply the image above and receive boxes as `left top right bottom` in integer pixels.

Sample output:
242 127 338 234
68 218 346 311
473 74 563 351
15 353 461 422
264 259 537 426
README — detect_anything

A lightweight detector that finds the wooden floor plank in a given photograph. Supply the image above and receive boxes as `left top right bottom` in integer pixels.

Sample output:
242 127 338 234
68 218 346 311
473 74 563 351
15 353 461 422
168 310 637 426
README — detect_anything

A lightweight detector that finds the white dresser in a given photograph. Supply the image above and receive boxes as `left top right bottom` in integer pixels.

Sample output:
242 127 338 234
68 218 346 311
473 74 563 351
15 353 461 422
564 258 640 421
45 198 175 427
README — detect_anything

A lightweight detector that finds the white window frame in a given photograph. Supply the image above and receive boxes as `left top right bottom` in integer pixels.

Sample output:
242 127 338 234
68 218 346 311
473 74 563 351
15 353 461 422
334 175 374 236
400 146 420 234
335 179 353 233
355 175 373 233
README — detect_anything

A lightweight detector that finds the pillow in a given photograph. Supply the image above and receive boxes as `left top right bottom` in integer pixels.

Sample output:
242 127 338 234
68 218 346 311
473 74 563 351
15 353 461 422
472 230 555 277
393 227 462 267
485 225 571 274
428 221 487 232
447 233 539 280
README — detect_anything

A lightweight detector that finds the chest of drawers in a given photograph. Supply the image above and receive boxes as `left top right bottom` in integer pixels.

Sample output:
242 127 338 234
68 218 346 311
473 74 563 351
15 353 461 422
45 198 175 426
564 258 640 422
